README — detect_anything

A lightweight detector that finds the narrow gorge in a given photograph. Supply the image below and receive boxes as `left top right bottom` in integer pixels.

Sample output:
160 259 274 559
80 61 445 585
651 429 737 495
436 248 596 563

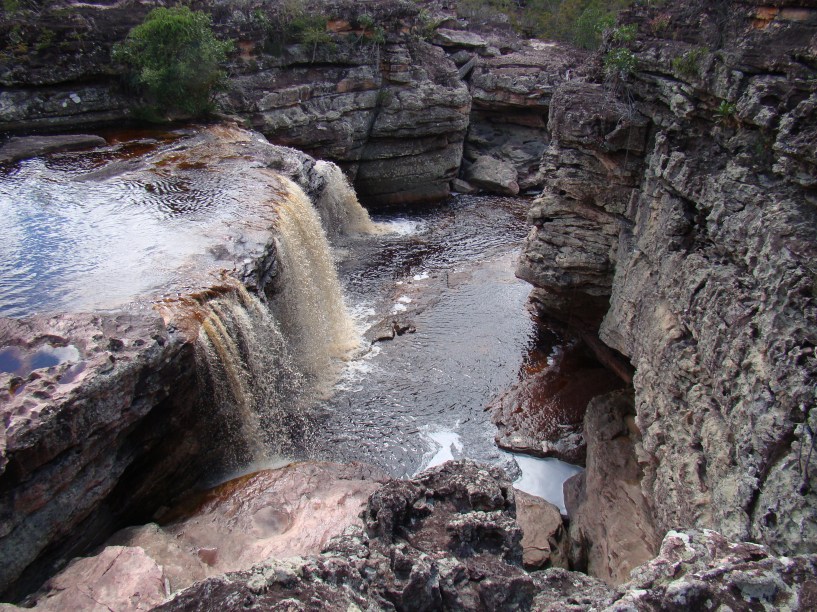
1 0 816 610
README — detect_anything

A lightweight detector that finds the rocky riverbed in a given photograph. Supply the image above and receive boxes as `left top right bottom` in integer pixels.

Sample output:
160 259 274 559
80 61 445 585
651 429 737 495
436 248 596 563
1 0 816 609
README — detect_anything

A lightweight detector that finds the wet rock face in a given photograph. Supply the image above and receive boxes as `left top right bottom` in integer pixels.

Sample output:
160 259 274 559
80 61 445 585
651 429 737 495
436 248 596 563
518 0 817 555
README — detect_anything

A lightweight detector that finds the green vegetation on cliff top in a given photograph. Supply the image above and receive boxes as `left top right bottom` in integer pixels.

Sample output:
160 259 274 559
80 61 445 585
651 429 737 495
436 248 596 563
112 6 233 120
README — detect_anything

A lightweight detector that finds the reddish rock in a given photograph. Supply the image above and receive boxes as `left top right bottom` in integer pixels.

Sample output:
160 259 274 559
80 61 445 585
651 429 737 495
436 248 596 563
490 339 623 465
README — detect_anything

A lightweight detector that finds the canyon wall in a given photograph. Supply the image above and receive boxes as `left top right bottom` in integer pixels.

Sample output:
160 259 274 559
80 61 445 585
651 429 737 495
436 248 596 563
518 0 817 556
0 0 588 206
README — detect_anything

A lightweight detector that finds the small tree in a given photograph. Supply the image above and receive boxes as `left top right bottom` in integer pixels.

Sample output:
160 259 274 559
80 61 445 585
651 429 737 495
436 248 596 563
113 6 233 119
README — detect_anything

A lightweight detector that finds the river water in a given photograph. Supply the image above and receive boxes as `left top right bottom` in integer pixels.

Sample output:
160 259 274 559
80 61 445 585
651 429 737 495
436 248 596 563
0 134 582 511
311 196 582 509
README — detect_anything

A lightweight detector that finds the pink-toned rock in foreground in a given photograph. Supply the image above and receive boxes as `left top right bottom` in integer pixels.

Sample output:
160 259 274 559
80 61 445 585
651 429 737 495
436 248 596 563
21 460 386 610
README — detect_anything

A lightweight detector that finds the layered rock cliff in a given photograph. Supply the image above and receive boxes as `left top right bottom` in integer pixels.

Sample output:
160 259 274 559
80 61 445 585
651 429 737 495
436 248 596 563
518 0 817 557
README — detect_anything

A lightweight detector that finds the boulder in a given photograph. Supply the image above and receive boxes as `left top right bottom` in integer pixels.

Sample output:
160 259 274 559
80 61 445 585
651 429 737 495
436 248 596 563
563 390 660 585
514 490 569 570
465 155 519 195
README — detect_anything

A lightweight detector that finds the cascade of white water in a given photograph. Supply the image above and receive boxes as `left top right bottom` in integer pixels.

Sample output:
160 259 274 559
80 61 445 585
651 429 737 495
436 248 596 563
313 160 381 237
271 177 362 394
194 280 308 463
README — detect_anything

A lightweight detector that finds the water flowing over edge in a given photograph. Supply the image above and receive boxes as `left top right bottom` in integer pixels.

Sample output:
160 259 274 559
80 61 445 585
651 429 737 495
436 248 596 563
270 176 363 395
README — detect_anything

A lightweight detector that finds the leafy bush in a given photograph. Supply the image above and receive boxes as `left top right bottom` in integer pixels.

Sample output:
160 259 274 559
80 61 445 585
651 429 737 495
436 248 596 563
714 100 737 124
113 6 233 119
604 47 637 78
671 47 708 77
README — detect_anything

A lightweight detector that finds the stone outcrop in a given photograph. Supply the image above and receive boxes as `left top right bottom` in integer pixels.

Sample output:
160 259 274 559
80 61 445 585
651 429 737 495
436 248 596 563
490 337 623 464
518 0 817 557
155 460 538 611
0 312 203 602
463 41 590 192
0 134 106 164
563 390 660 585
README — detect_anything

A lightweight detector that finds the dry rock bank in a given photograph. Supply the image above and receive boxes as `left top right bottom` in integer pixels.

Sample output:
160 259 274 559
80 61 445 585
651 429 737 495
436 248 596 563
517 0 817 561
0 0 587 206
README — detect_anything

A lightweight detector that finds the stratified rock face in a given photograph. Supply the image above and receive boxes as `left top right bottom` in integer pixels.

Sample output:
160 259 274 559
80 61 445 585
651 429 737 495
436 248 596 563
464 41 590 192
157 461 538 612
0 0 470 207
563 390 660 585
518 0 817 556
516 81 649 330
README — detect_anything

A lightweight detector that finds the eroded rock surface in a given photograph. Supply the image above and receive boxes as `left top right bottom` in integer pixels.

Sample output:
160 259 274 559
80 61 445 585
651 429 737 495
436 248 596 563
19 461 386 610
518 0 817 556
563 390 660 585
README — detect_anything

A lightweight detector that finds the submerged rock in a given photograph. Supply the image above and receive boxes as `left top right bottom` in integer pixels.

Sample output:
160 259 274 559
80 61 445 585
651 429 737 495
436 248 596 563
0 134 107 164
490 339 623 464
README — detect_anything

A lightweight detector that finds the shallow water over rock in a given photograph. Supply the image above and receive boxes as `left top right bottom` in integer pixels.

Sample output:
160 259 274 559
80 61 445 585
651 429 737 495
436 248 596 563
0 128 282 318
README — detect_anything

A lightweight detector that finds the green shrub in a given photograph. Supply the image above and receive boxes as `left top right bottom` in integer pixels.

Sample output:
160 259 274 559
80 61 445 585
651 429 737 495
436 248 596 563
112 6 233 119
714 100 737 124
573 4 616 49
611 23 637 44
672 47 708 77
604 47 637 78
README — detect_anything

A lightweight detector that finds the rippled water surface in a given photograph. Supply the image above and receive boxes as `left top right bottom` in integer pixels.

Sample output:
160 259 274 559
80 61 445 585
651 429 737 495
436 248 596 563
315 196 575 482
0 132 276 317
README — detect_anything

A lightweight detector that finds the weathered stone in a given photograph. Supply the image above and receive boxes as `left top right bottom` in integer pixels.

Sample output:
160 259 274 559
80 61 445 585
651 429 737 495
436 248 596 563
156 460 537 612
465 155 519 195
432 29 488 49
611 529 817 611
563 391 660 585
514 490 569 570
518 0 817 557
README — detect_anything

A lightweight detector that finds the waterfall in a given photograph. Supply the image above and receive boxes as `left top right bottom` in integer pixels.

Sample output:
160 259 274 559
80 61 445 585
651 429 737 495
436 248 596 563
271 177 362 394
313 160 381 237
191 280 309 464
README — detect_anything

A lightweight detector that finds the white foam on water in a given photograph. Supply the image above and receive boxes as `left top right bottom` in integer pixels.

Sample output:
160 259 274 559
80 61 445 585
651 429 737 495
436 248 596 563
412 271 430 281
397 296 412 304
390 302 408 314
512 453 584 515
379 219 426 236
419 428 464 472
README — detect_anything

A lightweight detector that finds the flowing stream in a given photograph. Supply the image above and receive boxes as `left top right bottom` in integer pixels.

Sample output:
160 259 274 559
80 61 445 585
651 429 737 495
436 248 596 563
0 131 584 513
309 195 583 510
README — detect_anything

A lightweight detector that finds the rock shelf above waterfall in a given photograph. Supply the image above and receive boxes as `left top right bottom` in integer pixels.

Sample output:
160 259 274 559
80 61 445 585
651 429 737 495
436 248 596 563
0 123 373 600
